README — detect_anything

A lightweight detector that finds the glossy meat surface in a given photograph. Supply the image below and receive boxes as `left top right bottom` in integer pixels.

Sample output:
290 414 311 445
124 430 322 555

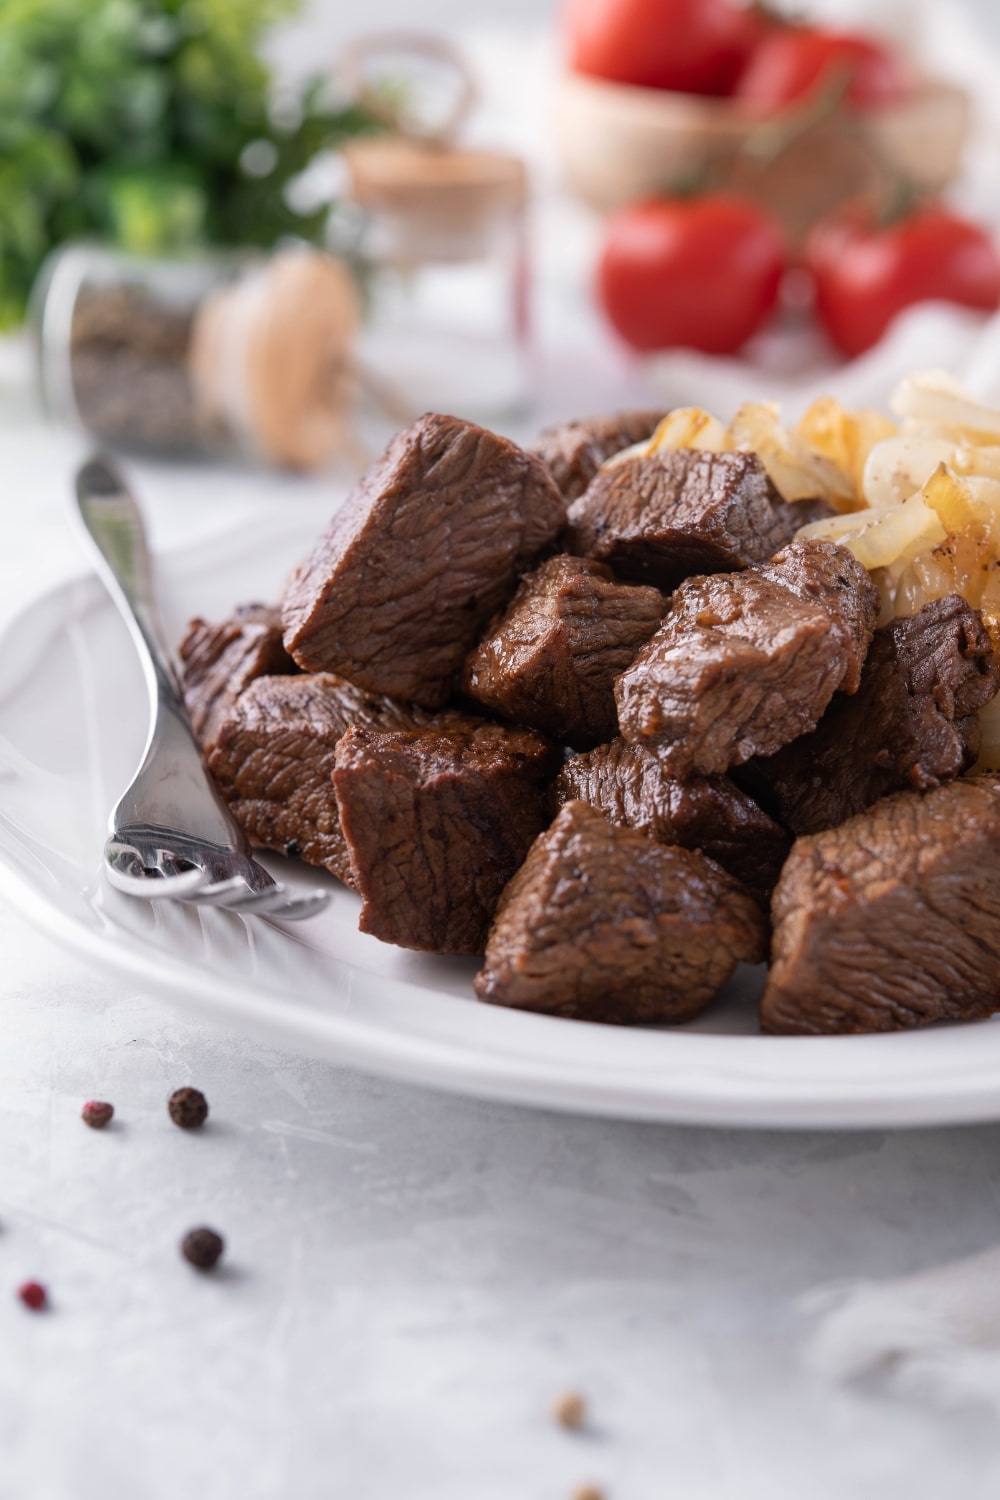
333 721 559 954
615 540 878 776
207 673 438 884
762 778 1000 1034
179 603 296 747
746 595 1000 835
282 413 566 708
566 449 821 591
554 738 789 903
475 801 766 1023
462 554 665 747
530 408 665 501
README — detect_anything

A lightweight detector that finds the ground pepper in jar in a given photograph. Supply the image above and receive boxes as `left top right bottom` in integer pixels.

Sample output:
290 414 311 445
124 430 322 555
34 244 361 470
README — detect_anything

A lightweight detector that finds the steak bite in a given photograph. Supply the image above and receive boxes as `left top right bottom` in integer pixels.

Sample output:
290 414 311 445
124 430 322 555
281 413 566 709
746 595 1000 836
461 555 665 748
474 800 766 1024
754 537 879 694
615 539 878 777
762 777 1000 1035
565 449 820 591
333 721 559 955
179 604 296 747
530 408 666 502
206 673 433 884
553 739 790 902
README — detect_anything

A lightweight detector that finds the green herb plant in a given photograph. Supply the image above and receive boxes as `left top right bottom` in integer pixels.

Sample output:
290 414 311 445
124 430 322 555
0 0 375 327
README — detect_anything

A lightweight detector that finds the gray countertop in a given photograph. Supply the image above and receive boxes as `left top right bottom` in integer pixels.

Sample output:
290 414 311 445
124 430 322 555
3 907 1000 1500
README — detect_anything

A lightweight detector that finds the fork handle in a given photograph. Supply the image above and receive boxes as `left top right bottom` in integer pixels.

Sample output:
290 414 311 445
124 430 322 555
75 454 180 703
74 454 246 850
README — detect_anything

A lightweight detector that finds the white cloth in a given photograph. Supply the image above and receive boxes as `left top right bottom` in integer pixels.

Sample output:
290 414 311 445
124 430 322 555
807 1244 1000 1414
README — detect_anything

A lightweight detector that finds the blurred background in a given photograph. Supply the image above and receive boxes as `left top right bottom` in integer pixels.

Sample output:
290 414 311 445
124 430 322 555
7 0 1000 474
276 0 1000 46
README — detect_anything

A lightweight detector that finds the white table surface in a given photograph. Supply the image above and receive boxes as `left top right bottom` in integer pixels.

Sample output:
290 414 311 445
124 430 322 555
6 6 1000 1496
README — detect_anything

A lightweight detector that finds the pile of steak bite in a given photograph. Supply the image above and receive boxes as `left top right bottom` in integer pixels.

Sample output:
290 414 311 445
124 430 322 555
180 409 1000 1036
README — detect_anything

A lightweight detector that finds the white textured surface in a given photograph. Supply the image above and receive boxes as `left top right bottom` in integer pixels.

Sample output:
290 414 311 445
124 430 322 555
5 935 1000 1500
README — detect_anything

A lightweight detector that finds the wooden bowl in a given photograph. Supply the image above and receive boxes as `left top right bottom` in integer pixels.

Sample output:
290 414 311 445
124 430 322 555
553 71 970 243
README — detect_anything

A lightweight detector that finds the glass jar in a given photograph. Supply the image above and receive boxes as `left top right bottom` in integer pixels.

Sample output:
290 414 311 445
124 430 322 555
33 243 361 469
337 137 532 423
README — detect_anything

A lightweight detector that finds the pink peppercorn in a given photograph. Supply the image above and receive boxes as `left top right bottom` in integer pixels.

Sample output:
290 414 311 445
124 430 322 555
81 1100 114 1129
17 1281 47 1311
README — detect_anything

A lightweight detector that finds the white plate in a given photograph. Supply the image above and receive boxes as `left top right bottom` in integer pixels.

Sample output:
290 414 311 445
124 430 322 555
3 518 1000 1130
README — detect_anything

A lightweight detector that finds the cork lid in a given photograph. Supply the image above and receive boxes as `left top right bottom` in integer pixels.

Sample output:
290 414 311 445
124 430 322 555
191 249 361 471
244 251 360 470
344 137 526 224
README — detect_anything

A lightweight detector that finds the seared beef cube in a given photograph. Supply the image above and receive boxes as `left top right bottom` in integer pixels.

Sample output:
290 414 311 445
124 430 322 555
333 722 559 954
566 449 817 591
206 674 431 884
282 413 566 709
530 408 666 502
762 778 1000 1035
616 540 878 777
554 739 789 902
746 595 1000 836
462 555 665 748
754 538 879 694
179 604 296 747
474 801 766 1024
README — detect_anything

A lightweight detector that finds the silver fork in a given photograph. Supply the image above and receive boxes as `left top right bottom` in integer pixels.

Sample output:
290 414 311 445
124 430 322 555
75 454 330 921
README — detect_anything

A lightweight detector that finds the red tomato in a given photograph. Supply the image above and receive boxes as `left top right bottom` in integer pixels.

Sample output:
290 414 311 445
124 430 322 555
735 26 909 112
563 0 759 96
598 194 787 353
806 202 1000 358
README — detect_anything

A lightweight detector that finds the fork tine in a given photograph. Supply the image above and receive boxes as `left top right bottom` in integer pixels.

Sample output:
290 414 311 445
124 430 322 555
179 876 256 908
105 862 207 901
104 859 330 919
265 891 331 921
192 882 331 919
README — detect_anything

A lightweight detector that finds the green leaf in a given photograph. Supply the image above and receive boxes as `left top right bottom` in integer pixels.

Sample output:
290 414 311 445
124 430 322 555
0 0 377 321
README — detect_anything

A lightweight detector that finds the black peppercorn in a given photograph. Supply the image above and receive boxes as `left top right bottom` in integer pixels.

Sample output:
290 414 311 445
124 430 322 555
181 1227 224 1271
168 1087 209 1129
